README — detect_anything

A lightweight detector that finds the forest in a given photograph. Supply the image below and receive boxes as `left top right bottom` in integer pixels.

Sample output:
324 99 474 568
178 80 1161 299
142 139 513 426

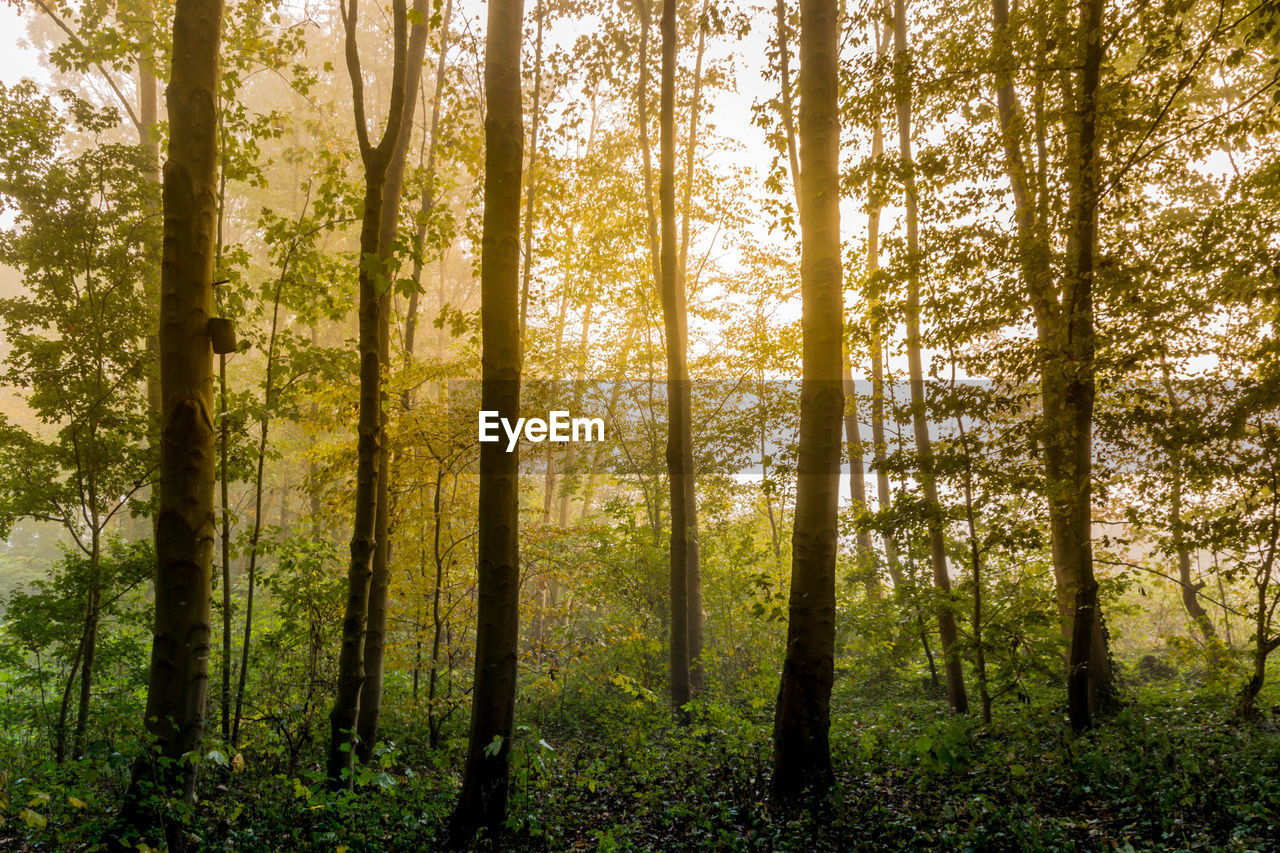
1 0 1279 849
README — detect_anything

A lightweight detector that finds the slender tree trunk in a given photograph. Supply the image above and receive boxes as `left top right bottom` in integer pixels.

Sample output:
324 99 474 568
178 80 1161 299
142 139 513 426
448 0 524 841
428 466 447 748
637 0 663 295
403 0 454 378
55 633 84 764
1161 366 1216 643
1239 495 1278 718
955 408 992 724
893 0 968 715
680 2 709 686
126 0 224 843
660 0 697 711
1240 566 1277 718
218 352 232 743
139 12 163 541
866 102 902 587
519 0 545 340
327 0 410 788
842 15 894 600
543 290 572 522
1214 551 1233 646
771 0 842 805
232 247 298 746
991 0 1113 728
72 525 101 757
1061 0 1107 733
357 0 434 763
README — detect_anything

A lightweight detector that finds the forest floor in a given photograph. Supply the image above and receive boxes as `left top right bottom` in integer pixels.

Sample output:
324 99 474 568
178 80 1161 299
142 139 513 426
2 679 1279 851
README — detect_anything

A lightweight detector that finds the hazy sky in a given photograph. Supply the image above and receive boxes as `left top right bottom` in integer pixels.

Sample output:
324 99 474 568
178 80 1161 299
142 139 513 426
0 5 46 87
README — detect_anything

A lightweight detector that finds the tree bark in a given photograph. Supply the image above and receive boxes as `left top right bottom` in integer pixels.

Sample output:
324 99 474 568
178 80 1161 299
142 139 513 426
866 85 903 587
1160 366 1217 643
771 0 842 805
357 0 433 764
71 527 101 757
218 351 232 743
680 0 709 690
519 0 545 340
403 0 454 380
990 0 1113 728
1061 0 1107 734
126 0 224 843
955 406 993 723
327 0 409 788
447 0 524 842
779 0 875 597
660 0 698 712
893 0 968 715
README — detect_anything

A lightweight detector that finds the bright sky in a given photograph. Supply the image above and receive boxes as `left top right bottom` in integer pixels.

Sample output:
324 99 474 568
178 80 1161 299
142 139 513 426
0 5 46 86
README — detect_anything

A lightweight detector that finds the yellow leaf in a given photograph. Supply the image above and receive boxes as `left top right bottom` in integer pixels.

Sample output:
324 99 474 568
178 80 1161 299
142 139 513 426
232 752 245 773
18 808 46 829
67 796 87 809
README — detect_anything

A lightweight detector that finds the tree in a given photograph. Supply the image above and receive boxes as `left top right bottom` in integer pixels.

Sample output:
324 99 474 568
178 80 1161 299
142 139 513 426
126 0 225 843
357 0 434 765
0 83 157 762
448 0 524 842
771 0 843 805
893 0 967 715
990 0 1113 729
659 0 700 713
326 0 410 788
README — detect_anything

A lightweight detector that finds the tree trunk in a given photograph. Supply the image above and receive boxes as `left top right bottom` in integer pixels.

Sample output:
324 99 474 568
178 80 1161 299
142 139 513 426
955 408 992 724
357 0 433 764
139 9 163 542
679 0 709 688
72 527 101 757
1060 0 1108 734
637 0 663 299
231 233 301 747
849 12 894 600
218 352 232 743
327 0 409 788
519 0 545 339
991 0 1114 728
1161 366 1217 643
771 0 842 805
403 0 454 381
127 0 224 842
779 0 875 597
447 0 524 842
55 629 85 764
893 0 968 715
660 0 697 712
428 466 447 748
867 103 902 587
